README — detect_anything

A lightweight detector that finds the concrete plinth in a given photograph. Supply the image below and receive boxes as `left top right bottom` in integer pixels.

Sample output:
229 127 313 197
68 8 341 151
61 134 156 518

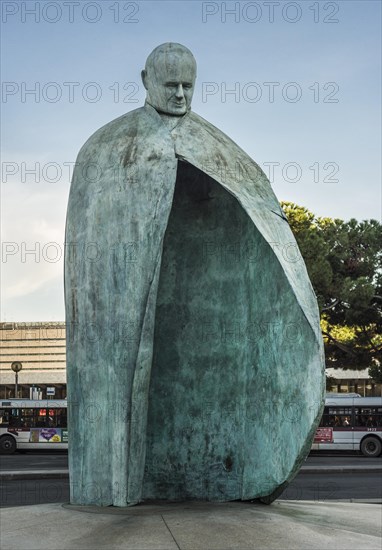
1 500 380 550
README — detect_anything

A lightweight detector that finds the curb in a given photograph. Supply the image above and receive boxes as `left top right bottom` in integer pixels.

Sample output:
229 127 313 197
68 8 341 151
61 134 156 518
312 498 382 504
0 470 69 480
1 467 382 480
300 467 382 474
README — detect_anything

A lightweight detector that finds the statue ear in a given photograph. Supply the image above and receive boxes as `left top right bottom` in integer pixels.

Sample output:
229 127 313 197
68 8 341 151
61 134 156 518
141 70 148 90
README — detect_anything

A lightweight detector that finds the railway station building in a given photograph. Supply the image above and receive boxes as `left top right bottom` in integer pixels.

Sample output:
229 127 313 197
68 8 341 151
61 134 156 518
0 322 66 399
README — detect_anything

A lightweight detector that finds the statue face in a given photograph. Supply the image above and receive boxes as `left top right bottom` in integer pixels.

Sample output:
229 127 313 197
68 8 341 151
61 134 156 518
142 46 196 116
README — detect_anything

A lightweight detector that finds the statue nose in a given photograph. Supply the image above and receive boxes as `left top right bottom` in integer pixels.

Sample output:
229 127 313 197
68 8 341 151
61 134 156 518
175 84 184 98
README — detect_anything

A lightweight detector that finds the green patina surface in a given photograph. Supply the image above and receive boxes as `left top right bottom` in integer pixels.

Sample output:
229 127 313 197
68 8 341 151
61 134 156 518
143 163 324 501
65 44 325 505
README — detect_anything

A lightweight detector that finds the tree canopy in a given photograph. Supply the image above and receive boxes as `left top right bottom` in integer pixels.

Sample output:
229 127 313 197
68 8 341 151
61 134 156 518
281 202 382 373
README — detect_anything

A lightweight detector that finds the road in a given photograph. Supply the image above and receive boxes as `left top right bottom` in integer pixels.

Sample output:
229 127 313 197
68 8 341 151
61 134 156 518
1 452 381 507
1 451 381 472
1 450 68 471
1 472 381 507
279 473 381 501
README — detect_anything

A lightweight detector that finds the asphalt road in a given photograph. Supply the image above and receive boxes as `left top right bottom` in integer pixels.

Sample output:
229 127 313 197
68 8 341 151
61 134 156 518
1 451 382 472
279 472 381 501
0 450 68 471
1 473 381 507
0 453 381 507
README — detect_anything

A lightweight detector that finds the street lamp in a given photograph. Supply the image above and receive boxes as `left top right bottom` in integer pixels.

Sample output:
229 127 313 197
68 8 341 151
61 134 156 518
11 362 22 398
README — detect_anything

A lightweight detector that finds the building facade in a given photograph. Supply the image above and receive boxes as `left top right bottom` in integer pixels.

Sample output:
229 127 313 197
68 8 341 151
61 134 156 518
0 322 66 399
326 367 382 397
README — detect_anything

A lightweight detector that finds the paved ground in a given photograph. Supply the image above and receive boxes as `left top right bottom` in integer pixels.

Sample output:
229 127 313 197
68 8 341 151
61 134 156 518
1 500 381 550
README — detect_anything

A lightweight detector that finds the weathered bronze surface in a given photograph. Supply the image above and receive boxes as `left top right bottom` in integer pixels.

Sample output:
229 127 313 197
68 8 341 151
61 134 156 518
64 43 325 506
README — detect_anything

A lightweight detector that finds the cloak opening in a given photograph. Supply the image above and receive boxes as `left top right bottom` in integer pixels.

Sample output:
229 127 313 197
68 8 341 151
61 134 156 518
143 161 318 501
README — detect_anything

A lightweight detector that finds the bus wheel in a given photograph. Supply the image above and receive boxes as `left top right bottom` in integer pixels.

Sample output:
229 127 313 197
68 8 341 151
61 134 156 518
361 436 382 457
0 435 17 454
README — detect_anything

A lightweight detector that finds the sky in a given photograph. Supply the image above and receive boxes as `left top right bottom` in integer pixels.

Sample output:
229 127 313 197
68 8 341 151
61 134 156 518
1 0 381 321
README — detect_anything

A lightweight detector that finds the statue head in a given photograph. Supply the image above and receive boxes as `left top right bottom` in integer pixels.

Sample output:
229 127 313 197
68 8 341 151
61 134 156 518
141 43 197 116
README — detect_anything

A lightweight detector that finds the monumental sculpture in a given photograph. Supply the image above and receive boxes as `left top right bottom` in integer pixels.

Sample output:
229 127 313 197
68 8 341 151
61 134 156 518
64 43 325 506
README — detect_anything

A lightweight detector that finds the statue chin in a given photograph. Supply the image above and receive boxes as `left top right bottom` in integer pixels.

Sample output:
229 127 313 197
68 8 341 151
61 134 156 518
146 100 189 117
160 109 188 117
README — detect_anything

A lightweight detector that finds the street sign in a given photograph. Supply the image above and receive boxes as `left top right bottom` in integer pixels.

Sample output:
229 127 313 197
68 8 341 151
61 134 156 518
46 387 55 396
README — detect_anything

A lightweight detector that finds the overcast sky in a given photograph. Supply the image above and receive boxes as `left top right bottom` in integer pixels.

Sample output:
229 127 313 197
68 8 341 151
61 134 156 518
1 0 381 321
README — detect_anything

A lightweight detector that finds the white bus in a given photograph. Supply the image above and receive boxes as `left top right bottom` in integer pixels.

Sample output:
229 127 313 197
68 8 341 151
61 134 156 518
312 396 382 457
0 399 67 454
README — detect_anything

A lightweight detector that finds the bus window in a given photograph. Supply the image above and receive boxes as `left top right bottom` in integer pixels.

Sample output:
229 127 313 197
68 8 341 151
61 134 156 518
19 409 36 428
355 407 382 428
320 407 336 427
35 409 48 427
323 407 353 428
55 408 67 428
9 409 21 427
0 409 10 425
320 414 334 427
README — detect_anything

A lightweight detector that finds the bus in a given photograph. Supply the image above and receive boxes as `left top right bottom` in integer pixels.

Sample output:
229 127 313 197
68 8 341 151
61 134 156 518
0 399 67 454
312 396 382 457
